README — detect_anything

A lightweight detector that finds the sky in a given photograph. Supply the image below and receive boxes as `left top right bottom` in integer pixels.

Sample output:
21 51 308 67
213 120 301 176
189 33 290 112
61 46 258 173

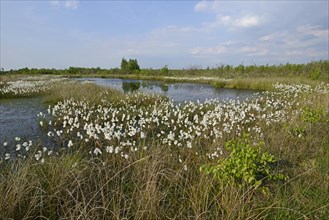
0 0 328 70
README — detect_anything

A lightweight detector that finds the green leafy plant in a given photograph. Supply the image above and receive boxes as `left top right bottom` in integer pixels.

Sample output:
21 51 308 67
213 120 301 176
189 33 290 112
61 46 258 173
200 134 287 190
301 107 323 123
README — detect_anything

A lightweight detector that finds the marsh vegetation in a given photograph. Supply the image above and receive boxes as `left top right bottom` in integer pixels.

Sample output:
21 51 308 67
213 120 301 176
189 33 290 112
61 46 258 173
0 68 328 219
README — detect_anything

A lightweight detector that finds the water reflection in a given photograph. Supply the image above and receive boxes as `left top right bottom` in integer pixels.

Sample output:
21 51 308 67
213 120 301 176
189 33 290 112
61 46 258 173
122 82 141 93
75 78 258 103
121 81 170 94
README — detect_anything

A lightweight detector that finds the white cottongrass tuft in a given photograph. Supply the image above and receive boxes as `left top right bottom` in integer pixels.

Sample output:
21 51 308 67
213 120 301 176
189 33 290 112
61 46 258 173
67 140 73 148
93 147 102 155
16 144 21 151
5 153 11 160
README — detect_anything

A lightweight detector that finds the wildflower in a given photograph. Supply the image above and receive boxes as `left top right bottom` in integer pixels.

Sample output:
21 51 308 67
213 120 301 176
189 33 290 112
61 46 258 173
16 144 21 151
15 137 20 141
3 141 8 147
40 121 43 126
93 147 102 155
124 154 129 160
47 131 54 137
183 164 188 171
41 158 45 164
68 140 73 148
5 153 11 160
35 151 42 161
106 146 113 153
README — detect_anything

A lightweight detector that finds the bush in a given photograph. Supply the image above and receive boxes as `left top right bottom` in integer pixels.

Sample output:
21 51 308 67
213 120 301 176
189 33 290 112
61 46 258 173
200 134 287 190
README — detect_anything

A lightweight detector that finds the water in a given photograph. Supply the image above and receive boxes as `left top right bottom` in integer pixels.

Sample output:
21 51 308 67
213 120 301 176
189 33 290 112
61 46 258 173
0 97 47 154
76 78 257 103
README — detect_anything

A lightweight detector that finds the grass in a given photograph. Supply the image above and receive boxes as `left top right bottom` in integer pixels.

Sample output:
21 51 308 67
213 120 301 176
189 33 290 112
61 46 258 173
213 76 323 91
43 82 124 105
0 78 329 219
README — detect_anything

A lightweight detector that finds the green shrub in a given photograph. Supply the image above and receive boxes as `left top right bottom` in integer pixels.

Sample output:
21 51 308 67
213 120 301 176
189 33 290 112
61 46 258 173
200 134 287 190
302 107 323 123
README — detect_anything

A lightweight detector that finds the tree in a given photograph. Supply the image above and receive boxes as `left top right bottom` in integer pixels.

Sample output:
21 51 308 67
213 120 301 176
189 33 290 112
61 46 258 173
121 58 140 73
127 59 140 72
121 58 128 72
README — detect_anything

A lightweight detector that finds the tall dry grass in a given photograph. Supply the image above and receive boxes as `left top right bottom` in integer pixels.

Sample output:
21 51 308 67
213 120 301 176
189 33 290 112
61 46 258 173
1 81 328 219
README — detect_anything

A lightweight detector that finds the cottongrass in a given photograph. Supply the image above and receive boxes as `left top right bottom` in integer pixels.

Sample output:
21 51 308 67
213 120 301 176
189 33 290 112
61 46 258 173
0 82 328 219
0 75 70 98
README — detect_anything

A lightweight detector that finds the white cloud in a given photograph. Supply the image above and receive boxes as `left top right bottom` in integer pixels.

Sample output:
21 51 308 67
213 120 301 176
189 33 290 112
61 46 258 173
49 1 60 6
194 0 222 13
259 34 274 42
191 44 229 56
64 0 79 9
202 14 264 31
285 50 304 56
284 48 327 58
151 25 200 35
49 0 79 9
218 14 263 29
240 46 268 56
194 1 209 12
260 25 328 49
296 25 329 38
235 15 261 28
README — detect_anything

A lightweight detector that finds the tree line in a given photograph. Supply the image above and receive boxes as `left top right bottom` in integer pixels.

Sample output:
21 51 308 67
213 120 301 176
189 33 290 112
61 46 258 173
1 59 328 81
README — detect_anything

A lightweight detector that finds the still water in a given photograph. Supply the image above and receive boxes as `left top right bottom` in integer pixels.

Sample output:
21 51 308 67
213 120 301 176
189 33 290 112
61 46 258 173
76 78 257 103
0 97 46 153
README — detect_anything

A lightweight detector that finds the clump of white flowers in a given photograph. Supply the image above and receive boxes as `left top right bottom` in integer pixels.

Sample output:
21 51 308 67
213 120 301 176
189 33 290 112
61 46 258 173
0 75 70 97
1 82 328 165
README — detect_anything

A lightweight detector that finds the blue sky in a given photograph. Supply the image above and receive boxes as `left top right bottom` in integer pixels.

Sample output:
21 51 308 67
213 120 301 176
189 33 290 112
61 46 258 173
1 0 328 70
